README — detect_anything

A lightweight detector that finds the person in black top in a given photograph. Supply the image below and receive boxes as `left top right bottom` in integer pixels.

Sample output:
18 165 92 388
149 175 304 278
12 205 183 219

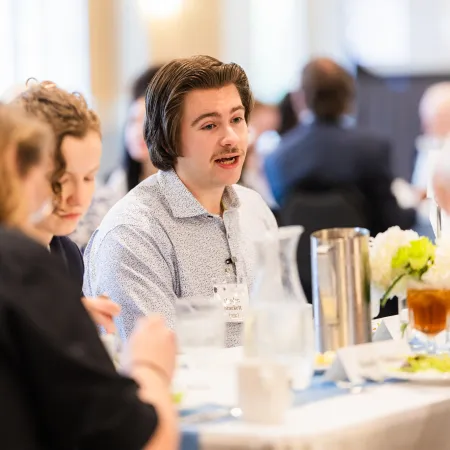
15 81 101 289
15 81 118 331
49 234 84 288
0 103 178 449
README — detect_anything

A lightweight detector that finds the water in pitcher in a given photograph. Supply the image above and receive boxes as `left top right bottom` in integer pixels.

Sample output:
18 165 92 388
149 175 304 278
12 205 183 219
246 302 315 389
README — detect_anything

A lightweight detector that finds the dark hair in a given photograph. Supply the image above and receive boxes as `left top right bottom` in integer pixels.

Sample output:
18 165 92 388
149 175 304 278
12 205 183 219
15 81 101 200
144 55 254 171
124 66 163 192
301 58 354 122
278 93 299 135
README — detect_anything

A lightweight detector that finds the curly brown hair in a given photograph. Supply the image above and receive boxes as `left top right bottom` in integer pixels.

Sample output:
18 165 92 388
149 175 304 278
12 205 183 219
0 104 53 226
144 55 254 171
14 81 101 200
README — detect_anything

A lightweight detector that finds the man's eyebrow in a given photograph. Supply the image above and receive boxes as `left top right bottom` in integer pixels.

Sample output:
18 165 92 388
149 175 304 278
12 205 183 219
191 105 245 127
230 105 245 114
191 112 220 127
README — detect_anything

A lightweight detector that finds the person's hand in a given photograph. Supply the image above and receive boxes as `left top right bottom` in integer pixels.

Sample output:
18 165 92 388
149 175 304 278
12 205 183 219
81 296 121 334
124 315 176 383
391 178 425 209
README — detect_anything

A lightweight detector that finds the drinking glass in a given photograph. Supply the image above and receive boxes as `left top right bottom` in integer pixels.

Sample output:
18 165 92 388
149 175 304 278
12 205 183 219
101 332 123 368
175 295 225 389
397 295 425 352
407 283 450 354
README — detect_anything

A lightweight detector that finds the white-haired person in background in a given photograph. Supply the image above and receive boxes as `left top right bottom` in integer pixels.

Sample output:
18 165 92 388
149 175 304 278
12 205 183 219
433 144 450 240
413 82 450 190
411 83 450 237
433 137 450 234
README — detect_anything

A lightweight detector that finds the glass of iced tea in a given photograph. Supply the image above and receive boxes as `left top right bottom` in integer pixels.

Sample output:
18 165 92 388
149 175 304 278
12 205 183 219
407 284 450 354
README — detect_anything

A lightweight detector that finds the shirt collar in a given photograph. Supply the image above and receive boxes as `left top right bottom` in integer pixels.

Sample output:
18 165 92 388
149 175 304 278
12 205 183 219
157 169 241 218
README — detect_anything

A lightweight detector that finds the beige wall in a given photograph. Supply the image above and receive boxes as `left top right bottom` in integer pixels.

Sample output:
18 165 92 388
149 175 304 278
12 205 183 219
89 0 150 175
89 0 221 173
88 0 122 175
145 0 221 64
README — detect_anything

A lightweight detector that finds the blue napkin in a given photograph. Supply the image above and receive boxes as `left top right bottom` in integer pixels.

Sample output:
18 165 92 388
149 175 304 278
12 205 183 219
181 426 200 450
293 376 354 406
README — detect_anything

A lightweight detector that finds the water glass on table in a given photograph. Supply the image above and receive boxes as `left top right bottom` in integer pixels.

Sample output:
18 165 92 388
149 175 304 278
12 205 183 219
175 295 225 389
407 284 450 354
101 332 123 368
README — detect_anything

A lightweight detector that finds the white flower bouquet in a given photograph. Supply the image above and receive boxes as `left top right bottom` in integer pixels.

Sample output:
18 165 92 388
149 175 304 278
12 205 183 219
370 226 436 306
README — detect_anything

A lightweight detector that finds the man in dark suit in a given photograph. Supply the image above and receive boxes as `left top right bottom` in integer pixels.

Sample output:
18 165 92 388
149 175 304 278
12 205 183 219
264 58 416 236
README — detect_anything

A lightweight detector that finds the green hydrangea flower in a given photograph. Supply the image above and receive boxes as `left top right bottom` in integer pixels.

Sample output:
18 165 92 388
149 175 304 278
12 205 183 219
392 237 435 275
380 237 435 306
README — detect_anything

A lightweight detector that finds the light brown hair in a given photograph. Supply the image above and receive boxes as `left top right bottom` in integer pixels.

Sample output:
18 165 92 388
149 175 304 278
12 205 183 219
301 58 354 121
15 81 101 199
144 55 254 171
0 104 53 226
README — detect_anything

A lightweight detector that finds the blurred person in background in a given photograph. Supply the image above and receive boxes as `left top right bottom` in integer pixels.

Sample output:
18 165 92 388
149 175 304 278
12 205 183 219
106 65 164 194
15 81 119 331
84 55 277 346
411 83 450 237
70 66 163 249
0 104 178 450
277 90 302 136
240 100 281 212
413 83 450 190
264 57 416 236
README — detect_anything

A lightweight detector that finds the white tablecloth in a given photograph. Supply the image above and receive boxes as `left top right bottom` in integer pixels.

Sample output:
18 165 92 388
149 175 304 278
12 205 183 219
181 347 450 450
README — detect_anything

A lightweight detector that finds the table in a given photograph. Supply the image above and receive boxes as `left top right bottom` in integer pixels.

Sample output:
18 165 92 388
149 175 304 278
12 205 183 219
180 347 450 450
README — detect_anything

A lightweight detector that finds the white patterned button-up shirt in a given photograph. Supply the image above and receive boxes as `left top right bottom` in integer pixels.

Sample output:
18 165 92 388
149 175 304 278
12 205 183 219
83 169 277 346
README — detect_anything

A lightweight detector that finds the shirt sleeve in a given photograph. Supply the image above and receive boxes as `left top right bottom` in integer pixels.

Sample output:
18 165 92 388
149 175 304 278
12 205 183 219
254 190 279 232
262 200 279 232
4 257 158 450
89 224 178 338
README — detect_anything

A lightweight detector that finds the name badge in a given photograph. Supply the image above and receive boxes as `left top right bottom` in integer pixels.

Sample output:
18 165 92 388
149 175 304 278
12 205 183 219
214 279 249 323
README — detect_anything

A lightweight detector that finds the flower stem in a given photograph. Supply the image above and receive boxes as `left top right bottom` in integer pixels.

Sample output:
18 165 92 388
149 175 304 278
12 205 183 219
380 273 406 307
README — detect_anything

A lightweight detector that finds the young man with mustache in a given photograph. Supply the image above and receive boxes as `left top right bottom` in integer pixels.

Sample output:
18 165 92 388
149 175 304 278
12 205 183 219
83 56 278 347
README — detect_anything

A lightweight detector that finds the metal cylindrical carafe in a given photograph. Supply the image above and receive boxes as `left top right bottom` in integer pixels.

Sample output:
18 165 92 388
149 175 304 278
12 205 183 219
311 228 371 353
